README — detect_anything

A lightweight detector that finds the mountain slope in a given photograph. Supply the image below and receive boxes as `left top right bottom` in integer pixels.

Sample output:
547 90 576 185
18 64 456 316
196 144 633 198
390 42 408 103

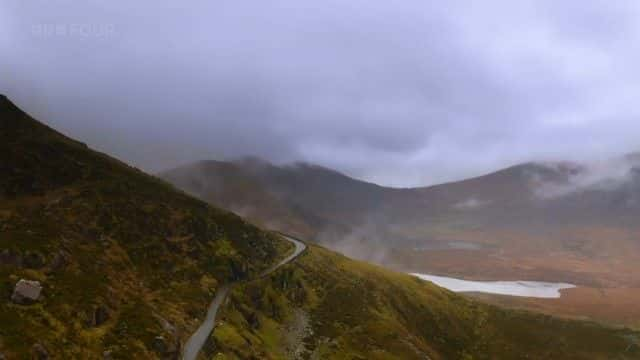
2 95 639 359
0 95 292 358
161 155 640 327
160 156 640 251
159 159 318 238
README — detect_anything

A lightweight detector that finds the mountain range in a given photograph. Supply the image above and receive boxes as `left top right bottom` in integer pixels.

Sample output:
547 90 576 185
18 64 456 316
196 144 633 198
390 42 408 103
161 150 640 328
1 94 639 359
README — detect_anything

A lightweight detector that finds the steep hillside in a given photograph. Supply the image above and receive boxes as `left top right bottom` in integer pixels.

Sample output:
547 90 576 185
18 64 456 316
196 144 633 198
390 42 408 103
160 158 411 250
159 158 399 239
0 95 292 358
159 159 317 239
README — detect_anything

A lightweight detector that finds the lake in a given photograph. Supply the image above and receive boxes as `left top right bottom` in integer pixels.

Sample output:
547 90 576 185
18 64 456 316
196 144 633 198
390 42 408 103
411 273 575 298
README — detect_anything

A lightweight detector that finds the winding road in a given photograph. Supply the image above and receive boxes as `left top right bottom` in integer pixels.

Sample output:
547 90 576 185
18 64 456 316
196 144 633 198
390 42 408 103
182 235 307 360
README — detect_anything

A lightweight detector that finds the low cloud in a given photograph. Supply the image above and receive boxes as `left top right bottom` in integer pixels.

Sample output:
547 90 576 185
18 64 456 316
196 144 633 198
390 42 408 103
316 221 392 265
532 157 640 199
2 1 640 187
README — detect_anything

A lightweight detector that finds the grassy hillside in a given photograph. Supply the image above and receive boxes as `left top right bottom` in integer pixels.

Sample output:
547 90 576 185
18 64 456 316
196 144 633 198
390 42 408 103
208 244 639 359
0 95 292 358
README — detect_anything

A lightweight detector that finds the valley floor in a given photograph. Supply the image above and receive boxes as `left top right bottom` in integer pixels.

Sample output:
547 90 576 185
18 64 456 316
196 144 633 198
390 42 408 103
386 236 640 329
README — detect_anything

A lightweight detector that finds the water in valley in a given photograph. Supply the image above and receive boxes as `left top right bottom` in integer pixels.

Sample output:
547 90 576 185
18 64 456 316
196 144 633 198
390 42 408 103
411 273 575 298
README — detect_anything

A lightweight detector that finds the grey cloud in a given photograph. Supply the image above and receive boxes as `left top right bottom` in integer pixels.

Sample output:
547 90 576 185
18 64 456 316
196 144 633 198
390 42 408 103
2 0 640 187
532 157 640 199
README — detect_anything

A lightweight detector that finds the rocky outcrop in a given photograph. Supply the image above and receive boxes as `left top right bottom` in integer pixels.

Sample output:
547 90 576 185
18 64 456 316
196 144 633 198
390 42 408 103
11 279 42 304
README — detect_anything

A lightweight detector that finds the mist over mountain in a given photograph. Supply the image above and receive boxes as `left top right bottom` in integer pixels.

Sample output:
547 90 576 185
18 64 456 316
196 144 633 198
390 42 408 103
4 1 640 187
162 153 640 327
5 95 638 358
162 153 640 243
5 0 640 357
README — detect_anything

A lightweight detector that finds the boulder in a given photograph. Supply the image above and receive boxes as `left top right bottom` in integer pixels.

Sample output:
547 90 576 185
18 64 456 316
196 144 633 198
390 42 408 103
11 279 42 304
103 350 113 360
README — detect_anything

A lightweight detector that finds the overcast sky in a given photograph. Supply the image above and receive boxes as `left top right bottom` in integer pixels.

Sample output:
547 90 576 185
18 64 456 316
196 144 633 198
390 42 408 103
2 1 640 187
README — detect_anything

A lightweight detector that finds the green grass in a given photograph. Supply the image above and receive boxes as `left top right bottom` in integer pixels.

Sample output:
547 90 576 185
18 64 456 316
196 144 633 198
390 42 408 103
213 244 640 360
